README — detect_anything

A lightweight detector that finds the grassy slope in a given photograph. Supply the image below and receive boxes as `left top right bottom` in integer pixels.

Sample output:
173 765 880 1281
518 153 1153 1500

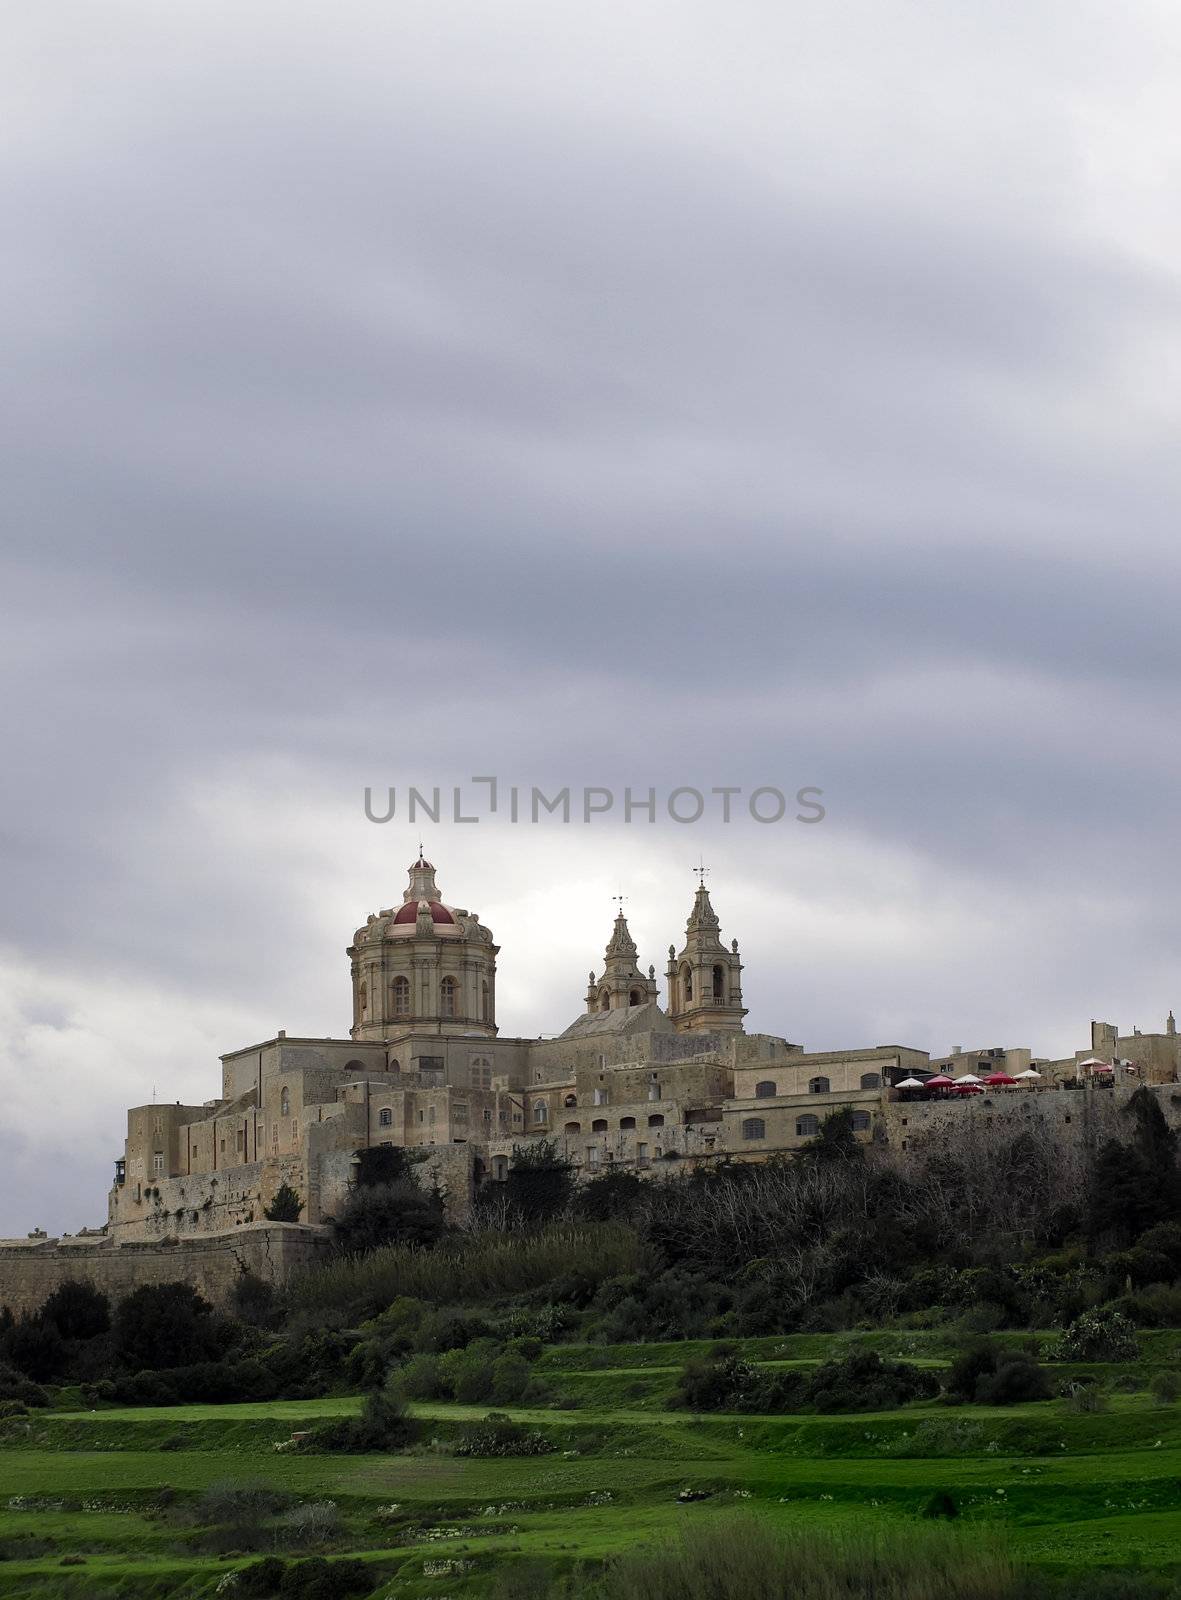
2 1339 1181 1595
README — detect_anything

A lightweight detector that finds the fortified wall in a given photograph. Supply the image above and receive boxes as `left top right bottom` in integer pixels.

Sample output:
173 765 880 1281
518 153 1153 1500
0 1221 332 1318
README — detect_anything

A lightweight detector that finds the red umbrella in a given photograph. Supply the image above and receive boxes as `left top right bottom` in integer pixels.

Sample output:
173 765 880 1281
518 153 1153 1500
925 1074 954 1088
952 1082 983 1095
983 1071 1017 1086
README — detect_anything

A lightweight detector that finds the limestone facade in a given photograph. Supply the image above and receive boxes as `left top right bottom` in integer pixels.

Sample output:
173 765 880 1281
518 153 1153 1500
70 856 1179 1240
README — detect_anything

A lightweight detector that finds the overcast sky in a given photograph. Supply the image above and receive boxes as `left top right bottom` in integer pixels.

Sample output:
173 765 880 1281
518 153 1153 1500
3 1 1181 1235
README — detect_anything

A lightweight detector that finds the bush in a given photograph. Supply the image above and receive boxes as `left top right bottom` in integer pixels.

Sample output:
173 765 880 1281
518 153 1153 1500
276 1502 341 1549
921 1491 958 1519
113 1283 227 1371
237 1556 287 1597
454 1412 554 1457
1151 1370 1181 1405
40 1281 110 1341
0 1364 49 1408
332 1179 446 1256
945 1341 1051 1405
265 1184 304 1223
232 1273 280 1329
804 1351 939 1413
306 1381 417 1454
676 1347 935 1415
1051 1309 1140 1363
2 1317 66 1382
278 1557 372 1600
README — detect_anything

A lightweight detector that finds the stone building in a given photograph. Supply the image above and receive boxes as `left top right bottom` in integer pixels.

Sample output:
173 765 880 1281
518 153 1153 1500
96 853 1181 1243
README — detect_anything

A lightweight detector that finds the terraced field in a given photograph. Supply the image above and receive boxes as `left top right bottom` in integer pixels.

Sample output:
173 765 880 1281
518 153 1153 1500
1 1332 1180 1596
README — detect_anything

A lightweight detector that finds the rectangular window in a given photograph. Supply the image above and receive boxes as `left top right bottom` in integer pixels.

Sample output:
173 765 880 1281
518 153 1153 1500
153 1115 163 1136
453 1103 468 1121
291 1119 299 1142
152 1152 164 1175
235 1129 244 1153
219 1139 225 1154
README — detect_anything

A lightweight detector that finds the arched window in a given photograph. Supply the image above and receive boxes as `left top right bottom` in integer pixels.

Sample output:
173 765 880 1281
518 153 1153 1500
592 1118 608 1132
533 1100 548 1124
392 975 410 1016
647 1113 665 1128
851 1110 871 1132
629 989 642 1006
681 964 693 1002
440 976 458 1018
860 1072 880 1090
388 1058 400 1073
563 1093 577 1107
754 1080 776 1098
481 980 490 1022
808 1076 830 1095
358 980 368 1016
741 1117 765 1140
796 1114 819 1137
280 1087 290 1116
620 1116 636 1130
599 990 610 1012
379 1107 393 1127
344 1059 365 1072
564 1121 581 1133
712 964 725 1000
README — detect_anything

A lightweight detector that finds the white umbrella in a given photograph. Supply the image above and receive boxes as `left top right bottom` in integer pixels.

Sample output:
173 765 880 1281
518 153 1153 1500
1014 1068 1041 1080
953 1073 981 1085
894 1077 925 1090
1076 1057 1109 1069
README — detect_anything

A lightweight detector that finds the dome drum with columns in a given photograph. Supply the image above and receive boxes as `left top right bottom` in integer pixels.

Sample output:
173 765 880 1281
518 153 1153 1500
348 856 498 1040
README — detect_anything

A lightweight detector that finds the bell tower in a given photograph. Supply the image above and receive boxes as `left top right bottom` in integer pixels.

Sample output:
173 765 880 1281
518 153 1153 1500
666 871 746 1033
585 901 659 1014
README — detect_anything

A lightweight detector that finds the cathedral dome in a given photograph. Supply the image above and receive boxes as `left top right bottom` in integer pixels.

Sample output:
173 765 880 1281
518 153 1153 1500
392 899 455 926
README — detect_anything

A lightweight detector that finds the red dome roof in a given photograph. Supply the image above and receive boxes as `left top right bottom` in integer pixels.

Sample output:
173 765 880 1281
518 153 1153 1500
392 899 455 926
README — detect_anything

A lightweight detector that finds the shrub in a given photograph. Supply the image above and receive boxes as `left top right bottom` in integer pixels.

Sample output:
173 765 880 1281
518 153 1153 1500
306 1380 417 1454
332 1179 446 1256
1150 1370 1181 1405
0 1364 49 1408
2 1318 66 1382
504 1139 574 1224
289 1224 640 1319
40 1281 110 1341
265 1184 304 1223
113 1282 226 1371
454 1412 554 1457
945 1341 1051 1405
190 1480 294 1554
232 1273 280 1329
921 1491 958 1519
1051 1309 1140 1363
804 1351 938 1413
278 1557 371 1600
276 1502 341 1549
237 1556 287 1597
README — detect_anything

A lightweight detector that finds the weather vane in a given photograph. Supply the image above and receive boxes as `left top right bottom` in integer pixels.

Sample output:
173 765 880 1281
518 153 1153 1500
612 890 628 912
693 857 710 886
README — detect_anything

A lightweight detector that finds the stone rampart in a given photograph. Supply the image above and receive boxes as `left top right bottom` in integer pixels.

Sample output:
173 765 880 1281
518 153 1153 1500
0 1221 332 1317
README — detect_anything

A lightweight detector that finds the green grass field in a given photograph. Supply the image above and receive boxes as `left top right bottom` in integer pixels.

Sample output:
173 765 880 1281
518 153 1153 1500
2 1333 1181 1597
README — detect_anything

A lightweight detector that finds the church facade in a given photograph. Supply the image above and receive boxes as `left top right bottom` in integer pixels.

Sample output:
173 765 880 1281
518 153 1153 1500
105 855 1181 1240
